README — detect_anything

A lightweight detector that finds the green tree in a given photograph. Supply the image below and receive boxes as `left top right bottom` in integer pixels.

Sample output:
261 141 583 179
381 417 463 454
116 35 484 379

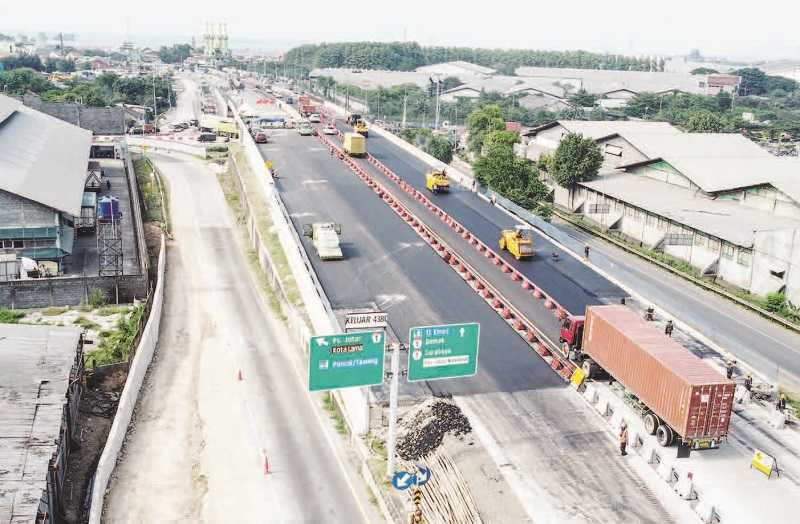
158 44 193 64
0 68 53 94
684 110 723 132
549 133 603 186
623 92 662 118
466 104 505 153
427 135 453 163
734 68 768 96
474 140 549 212
483 130 520 150
568 89 597 107
690 67 719 75
716 91 732 111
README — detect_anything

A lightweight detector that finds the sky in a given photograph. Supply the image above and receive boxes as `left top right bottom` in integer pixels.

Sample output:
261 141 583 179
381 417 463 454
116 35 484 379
2 0 799 61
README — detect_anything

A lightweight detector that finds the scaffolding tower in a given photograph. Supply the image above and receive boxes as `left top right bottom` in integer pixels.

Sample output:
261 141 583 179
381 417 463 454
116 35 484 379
97 219 123 277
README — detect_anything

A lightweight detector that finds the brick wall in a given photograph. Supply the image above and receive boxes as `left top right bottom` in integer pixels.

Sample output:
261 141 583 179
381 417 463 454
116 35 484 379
0 273 148 309
16 95 126 135
0 190 57 227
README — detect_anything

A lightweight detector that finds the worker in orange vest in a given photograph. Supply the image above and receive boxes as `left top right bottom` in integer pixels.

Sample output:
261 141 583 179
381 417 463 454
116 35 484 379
619 422 629 456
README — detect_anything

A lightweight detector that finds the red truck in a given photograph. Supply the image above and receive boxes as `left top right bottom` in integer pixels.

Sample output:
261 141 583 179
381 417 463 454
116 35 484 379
560 305 735 450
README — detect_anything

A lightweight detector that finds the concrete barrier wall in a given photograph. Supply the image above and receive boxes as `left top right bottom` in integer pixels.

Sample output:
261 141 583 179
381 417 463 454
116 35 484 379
88 234 166 524
127 136 209 159
231 110 370 436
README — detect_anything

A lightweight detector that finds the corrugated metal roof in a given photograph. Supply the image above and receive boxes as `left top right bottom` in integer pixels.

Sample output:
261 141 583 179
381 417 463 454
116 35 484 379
617 133 781 193
0 95 21 125
0 324 82 524
0 94 92 217
514 66 722 96
581 174 800 247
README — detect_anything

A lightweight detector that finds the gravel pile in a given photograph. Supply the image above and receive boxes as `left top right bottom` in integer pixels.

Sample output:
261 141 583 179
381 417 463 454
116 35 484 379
397 399 472 460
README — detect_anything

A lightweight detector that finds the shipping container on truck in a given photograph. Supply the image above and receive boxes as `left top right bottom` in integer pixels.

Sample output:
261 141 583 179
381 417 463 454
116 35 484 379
563 305 735 449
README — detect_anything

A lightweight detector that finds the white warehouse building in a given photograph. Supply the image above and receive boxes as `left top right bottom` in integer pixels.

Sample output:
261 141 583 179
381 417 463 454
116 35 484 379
525 121 800 303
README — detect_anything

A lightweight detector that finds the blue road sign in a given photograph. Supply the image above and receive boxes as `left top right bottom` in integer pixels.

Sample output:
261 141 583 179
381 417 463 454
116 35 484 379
392 470 416 491
416 465 431 486
392 466 433 490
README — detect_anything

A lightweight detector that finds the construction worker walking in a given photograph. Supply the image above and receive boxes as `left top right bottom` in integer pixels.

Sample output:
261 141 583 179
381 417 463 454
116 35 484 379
726 360 737 380
584 244 590 259
619 422 629 456
777 394 787 412
744 374 753 392
664 320 674 337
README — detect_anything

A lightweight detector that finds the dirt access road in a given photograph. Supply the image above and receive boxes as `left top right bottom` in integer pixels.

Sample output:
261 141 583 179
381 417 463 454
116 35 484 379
102 153 378 523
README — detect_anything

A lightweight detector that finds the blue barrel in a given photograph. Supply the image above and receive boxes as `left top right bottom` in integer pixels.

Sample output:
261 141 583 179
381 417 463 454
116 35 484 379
97 196 122 222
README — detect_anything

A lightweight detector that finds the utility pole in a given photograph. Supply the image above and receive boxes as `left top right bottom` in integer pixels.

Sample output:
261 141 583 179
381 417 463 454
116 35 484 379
386 343 402 478
402 92 408 129
434 78 441 130
152 74 157 124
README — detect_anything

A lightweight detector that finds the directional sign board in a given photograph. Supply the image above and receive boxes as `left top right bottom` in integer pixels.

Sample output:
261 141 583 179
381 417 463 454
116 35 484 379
345 311 388 331
407 322 480 382
308 331 385 391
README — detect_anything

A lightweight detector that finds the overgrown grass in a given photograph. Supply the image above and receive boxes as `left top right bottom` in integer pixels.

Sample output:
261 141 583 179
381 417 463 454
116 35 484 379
73 316 100 330
230 147 303 308
0 308 25 324
42 306 70 316
88 288 107 308
85 303 145 366
217 163 285 320
322 392 349 437
134 157 171 231
96 305 130 317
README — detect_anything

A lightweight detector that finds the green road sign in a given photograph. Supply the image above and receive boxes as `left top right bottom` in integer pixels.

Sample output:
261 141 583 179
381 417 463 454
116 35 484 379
308 331 386 391
407 323 480 382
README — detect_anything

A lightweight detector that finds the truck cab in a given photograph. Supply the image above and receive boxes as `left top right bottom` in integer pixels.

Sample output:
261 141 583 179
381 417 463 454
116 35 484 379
559 315 584 354
425 169 450 193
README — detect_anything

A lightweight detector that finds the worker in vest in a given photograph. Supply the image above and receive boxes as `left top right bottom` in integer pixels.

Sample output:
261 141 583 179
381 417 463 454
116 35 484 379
619 422 629 456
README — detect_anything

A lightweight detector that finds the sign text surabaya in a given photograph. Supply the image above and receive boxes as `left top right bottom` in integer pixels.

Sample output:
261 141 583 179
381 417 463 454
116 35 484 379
408 322 480 382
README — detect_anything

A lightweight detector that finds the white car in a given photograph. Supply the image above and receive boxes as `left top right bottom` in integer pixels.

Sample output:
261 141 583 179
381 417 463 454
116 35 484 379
322 124 337 135
308 113 321 123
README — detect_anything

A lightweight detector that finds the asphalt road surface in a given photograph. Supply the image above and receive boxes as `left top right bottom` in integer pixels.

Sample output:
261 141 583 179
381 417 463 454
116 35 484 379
255 96 687 523
102 153 375 519
350 121 800 390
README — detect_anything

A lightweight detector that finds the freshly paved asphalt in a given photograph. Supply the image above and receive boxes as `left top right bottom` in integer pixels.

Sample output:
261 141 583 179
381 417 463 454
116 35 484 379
252 90 677 522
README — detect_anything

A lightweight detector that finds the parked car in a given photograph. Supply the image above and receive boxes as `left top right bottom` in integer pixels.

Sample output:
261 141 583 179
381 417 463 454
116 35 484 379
198 133 217 142
254 131 268 144
308 113 321 123
129 126 144 135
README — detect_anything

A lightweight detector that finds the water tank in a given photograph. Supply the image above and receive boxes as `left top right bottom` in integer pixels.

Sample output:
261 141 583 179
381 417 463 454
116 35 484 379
97 196 122 222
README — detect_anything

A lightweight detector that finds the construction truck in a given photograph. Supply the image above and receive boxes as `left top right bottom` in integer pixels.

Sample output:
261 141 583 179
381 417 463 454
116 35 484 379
498 225 534 260
302 222 344 260
425 169 450 193
343 132 366 157
354 120 369 137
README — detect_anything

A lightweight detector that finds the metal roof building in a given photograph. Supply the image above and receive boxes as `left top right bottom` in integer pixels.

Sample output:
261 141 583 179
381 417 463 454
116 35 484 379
0 324 84 524
0 94 92 217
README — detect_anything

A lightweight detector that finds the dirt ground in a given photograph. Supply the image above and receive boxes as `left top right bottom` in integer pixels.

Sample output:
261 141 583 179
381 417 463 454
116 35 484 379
61 370 127 523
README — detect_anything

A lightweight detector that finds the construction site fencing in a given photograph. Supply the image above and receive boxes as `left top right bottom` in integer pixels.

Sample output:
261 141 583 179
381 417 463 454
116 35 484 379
87 234 165 524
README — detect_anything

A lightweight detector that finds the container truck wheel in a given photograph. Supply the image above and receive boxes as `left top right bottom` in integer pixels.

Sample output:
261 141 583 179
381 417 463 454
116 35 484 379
656 424 674 447
644 413 659 435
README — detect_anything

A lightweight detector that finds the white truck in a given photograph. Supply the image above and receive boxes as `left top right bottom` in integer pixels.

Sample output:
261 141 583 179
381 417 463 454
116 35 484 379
302 222 344 260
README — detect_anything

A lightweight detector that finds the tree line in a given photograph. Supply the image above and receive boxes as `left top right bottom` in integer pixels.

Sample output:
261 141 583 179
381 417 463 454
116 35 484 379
0 68 174 113
285 41 663 74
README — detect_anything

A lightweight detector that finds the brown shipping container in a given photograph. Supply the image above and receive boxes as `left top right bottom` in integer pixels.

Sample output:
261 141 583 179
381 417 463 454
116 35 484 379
583 306 735 441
